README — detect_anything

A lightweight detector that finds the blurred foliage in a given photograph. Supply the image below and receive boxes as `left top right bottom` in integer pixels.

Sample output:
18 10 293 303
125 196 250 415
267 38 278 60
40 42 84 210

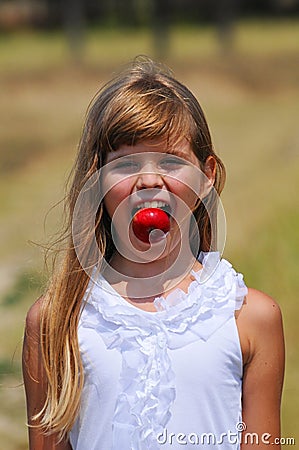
1 270 45 307
0 0 299 31
0 359 20 379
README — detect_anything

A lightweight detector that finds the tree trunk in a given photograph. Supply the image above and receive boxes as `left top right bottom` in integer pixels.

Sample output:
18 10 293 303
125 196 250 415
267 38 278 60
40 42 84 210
63 0 85 64
151 0 171 60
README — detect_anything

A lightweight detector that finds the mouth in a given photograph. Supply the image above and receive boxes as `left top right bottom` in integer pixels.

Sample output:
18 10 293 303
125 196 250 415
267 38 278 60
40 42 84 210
131 201 172 218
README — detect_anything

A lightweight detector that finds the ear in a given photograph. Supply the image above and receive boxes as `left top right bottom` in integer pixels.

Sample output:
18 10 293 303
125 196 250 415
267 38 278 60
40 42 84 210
204 156 217 185
199 155 217 199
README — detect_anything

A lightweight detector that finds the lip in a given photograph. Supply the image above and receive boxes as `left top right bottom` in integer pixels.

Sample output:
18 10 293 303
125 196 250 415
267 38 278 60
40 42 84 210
129 190 176 218
131 201 172 218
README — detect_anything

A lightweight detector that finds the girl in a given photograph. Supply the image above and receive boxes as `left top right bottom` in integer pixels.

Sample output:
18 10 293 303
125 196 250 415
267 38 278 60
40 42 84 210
22 58 285 450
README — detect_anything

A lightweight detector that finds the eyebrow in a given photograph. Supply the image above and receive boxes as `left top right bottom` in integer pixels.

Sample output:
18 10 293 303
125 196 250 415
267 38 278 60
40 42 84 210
165 148 189 159
106 150 132 162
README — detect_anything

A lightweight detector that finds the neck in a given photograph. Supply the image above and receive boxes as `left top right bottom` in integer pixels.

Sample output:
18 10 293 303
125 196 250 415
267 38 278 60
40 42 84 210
102 242 198 301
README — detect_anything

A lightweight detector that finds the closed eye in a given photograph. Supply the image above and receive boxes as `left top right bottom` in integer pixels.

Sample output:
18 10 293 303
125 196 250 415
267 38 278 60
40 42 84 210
159 156 187 170
111 159 140 172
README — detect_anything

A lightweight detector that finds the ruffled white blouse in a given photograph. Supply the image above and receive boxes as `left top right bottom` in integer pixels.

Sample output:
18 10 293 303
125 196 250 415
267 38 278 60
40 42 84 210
70 252 248 450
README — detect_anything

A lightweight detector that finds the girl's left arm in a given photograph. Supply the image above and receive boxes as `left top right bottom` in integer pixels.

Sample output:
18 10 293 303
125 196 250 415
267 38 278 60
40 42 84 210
238 288 285 450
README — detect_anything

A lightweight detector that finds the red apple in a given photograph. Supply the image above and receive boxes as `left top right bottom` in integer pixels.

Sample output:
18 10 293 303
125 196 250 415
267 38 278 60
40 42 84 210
132 208 170 243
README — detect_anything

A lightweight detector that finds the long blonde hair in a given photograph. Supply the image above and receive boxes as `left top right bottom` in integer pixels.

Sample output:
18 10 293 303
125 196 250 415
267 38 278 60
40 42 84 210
37 57 226 437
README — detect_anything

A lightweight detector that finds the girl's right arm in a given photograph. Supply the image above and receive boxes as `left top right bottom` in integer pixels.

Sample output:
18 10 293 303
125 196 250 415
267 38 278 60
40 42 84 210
22 298 72 450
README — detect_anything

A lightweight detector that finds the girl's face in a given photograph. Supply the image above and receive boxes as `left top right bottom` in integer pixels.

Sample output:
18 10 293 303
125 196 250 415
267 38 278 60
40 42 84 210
101 139 215 256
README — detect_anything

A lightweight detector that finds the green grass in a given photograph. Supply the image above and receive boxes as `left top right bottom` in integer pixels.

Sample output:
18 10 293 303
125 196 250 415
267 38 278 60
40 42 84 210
0 19 298 448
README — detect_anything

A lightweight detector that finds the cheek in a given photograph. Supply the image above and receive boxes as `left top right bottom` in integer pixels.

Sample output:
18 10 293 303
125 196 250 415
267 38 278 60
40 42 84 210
181 187 198 209
103 181 132 218
103 192 115 218
168 178 198 208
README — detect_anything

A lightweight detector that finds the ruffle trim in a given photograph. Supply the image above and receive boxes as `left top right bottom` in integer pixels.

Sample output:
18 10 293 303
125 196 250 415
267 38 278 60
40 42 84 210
79 252 247 450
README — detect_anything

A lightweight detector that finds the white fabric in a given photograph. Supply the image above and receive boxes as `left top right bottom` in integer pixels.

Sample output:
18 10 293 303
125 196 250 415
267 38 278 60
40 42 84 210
69 252 247 450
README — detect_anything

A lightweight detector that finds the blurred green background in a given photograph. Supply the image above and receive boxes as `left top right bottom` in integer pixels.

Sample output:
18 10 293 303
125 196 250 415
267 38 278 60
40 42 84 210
0 1 298 448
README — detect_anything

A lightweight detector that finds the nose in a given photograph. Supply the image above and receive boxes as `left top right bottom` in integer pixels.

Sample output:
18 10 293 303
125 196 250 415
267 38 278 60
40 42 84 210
135 162 164 190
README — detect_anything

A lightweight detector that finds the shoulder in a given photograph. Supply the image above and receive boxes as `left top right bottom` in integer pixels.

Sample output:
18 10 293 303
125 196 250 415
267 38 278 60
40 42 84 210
23 297 48 393
24 296 45 351
237 288 284 365
24 296 46 342
240 287 283 327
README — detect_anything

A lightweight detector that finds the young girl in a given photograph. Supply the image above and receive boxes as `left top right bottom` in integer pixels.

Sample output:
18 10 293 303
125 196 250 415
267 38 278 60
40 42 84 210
22 58 285 450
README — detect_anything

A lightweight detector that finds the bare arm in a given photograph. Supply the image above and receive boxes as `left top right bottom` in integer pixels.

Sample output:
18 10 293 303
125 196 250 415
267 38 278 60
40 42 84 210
237 288 285 449
22 298 72 450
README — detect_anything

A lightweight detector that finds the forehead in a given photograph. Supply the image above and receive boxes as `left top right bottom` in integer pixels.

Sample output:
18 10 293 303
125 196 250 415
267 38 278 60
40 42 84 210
105 139 199 166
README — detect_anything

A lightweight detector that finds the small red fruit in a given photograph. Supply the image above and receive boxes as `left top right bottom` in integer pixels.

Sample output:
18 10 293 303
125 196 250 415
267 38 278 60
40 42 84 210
132 208 170 243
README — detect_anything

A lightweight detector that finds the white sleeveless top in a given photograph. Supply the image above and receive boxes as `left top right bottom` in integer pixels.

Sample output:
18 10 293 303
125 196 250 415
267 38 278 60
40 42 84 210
69 252 248 450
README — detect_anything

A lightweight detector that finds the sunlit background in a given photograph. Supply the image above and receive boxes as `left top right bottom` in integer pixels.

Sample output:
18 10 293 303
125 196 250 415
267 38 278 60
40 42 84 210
0 1 298 448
